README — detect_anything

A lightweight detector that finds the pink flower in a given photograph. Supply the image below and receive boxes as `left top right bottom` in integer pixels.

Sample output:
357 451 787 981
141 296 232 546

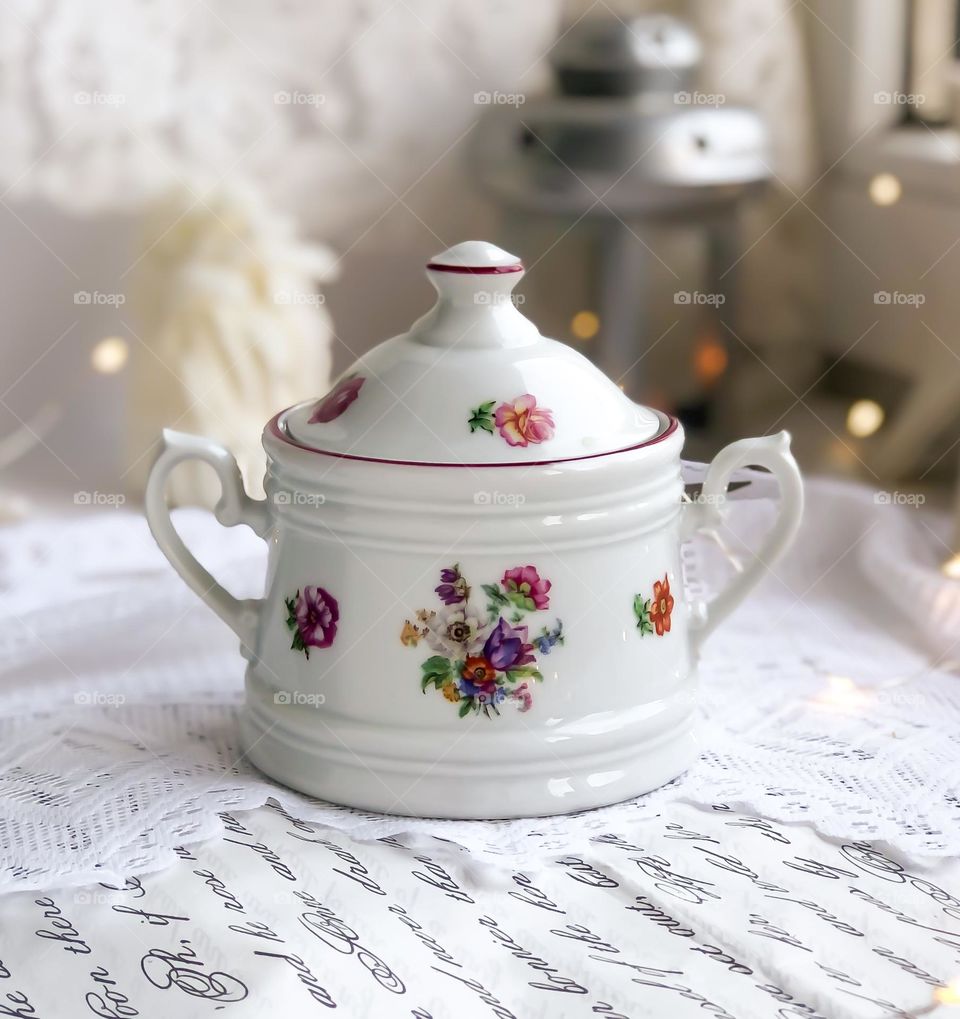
493 394 554 447
512 682 533 713
502 565 551 612
308 374 365 424
296 586 339 650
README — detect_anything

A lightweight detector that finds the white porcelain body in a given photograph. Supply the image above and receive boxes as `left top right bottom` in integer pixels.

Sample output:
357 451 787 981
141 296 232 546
145 413 804 818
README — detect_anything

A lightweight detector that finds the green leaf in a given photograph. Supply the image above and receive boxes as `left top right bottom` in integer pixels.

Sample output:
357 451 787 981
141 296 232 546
422 655 450 673
468 401 497 435
482 584 508 606
633 594 653 636
458 699 473 718
421 656 453 690
507 666 543 683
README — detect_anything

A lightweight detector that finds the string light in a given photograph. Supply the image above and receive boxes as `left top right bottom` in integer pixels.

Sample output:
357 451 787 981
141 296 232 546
810 672 934 717
869 172 902 206
845 398 885 438
91 336 129 374
814 674 871 712
935 980 960 1005
693 333 728 385
571 310 600 340
914 978 960 1013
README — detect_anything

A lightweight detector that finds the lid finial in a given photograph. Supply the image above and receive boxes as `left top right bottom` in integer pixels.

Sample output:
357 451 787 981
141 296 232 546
411 240 535 347
426 240 524 275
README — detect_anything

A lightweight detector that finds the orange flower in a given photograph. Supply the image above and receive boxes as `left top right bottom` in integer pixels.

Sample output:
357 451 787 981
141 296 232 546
462 656 496 686
649 575 674 636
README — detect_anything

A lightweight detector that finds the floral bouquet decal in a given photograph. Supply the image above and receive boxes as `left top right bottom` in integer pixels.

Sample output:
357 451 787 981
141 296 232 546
633 574 674 637
285 586 339 658
401 564 564 718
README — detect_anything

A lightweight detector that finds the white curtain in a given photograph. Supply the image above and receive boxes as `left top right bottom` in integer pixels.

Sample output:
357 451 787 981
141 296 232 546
0 0 562 247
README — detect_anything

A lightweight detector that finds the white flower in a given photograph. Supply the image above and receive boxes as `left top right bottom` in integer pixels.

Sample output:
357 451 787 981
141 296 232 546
424 605 492 657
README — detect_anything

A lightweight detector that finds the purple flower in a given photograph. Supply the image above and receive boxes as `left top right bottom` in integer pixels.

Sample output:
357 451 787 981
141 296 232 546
308 374 365 424
296 586 339 650
482 618 535 672
435 564 466 605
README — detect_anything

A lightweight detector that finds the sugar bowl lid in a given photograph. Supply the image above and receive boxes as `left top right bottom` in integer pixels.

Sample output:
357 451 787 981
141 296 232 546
278 241 665 465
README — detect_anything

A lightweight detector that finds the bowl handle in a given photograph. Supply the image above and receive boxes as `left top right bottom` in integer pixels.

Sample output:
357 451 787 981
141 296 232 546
681 431 803 656
145 429 270 652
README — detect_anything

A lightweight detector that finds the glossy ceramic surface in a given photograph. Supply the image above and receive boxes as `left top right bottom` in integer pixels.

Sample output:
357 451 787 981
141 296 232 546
145 240 804 818
282 241 662 464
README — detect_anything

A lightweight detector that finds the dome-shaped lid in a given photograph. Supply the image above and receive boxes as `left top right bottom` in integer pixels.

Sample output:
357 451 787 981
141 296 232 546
279 241 665 465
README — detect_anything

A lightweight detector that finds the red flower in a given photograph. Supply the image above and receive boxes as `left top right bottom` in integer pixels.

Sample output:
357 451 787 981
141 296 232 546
308 374 365 424
649 575 674 636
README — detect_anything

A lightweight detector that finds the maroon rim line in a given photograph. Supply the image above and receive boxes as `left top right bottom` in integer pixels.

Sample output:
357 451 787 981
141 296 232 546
425 262 524 275
265 412 679 468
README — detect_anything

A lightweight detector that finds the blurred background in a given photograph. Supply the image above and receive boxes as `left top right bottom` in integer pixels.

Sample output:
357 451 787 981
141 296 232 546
0 0 958 568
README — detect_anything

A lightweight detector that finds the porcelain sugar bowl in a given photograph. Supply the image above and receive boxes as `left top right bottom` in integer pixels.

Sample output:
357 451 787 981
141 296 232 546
146 240 803 819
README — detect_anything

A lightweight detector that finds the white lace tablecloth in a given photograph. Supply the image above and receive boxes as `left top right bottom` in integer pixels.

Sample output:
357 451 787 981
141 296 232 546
1 477 960 1016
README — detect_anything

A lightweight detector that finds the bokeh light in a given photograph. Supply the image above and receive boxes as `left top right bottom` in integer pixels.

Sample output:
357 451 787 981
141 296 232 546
91 336 129 374
571 310 600 340
869 172 902 206
845 398 884 438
